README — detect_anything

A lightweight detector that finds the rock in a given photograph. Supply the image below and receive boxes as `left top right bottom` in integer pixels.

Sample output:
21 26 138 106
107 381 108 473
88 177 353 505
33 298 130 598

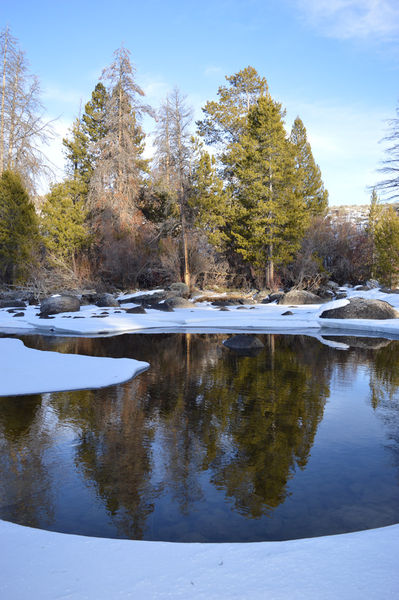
164 296 193 309
366 279 380 289
12 312 25 317
353 285 369 291
326 280 340 291
39 295 80 315
260 297 271 304
379 287 399 295
320 297 399 320
119 291 166 304
219 307 229 311
146 302 174 312
126 306 147 314
236 306 248 310
279 290 326 305
168 282 190 298
223 334 264 356
254 289 272 302
0 299 26 308
281 310 293 316
269 292 285 303
335 292 347 299
95 293 120 308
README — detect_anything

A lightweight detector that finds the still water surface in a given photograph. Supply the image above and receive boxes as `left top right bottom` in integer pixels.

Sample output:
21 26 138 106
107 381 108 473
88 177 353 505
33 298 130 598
1 332 399 542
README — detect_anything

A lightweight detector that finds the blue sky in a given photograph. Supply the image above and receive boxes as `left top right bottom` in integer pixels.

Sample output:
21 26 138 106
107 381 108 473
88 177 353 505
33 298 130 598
2 0 399 205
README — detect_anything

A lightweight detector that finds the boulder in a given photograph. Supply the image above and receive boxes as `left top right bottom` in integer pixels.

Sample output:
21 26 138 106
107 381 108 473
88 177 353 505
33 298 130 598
164 296 193 309
281 310 293 316
320 297 399 320
95 293 120 308
223 334 264 356
39 295 80 315
168 282 190 298
126 306 147 314
0 299 26 308
146 302 174 312
279 290 326 305
268 292 285 303
119 291 166 304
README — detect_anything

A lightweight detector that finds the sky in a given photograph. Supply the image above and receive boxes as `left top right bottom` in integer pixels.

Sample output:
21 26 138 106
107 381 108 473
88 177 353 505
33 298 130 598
2 0 399 205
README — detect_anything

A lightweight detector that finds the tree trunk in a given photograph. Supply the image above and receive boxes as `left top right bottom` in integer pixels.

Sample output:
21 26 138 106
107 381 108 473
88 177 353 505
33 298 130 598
180 198 190 287
265 244 274 289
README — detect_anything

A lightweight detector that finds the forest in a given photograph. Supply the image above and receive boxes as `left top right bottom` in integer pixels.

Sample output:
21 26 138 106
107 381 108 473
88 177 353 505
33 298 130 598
1 27 399 295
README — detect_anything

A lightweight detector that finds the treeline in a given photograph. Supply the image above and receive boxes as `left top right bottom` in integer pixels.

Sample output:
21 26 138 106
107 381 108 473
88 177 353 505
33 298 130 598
1 30 398 292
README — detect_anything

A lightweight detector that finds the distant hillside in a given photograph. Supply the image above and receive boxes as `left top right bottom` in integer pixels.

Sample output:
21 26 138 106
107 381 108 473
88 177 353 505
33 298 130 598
327 203 399 229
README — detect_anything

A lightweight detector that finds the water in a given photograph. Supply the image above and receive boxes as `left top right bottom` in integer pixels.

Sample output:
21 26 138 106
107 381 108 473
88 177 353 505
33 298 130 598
1 332 399 542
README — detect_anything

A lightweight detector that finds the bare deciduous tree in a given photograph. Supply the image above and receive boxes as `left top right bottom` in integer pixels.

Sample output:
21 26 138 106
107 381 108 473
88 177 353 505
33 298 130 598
0 27 53 191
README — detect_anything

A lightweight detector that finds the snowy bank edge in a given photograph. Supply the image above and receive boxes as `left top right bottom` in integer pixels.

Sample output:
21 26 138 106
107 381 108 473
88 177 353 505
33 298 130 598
0 338 149 397
0 519 398 599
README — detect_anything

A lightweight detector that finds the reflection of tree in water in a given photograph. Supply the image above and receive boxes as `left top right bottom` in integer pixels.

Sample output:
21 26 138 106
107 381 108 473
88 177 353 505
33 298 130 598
0 394 55 528
40 333 334 530
196 335 331 517
50 381 160 539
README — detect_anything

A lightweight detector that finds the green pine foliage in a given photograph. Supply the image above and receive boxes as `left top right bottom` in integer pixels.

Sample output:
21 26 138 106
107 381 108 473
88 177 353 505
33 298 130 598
41 180 90 263
290 116 328 216
375 206 399 287
231 96 308 285
0 170 39 283
190 149 230 250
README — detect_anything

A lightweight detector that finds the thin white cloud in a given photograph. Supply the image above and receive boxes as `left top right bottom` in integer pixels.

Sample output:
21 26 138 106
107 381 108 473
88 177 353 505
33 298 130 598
294 0 399 40
204 66 224 77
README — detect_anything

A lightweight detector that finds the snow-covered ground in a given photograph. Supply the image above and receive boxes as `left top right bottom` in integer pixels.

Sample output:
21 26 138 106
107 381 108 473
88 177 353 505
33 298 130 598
1 288 399 338
0 338 148 396
1 287 399 598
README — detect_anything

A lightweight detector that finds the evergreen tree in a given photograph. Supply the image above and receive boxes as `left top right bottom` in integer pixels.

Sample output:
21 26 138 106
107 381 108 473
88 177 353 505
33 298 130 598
375 206 399 287
90 46 153 218
41 180 90 266
231 96 308 288
62 82 109 198
197 66 269 147
289 116 328 216
189 149 229 250
367 188 381 279
0 170 39 282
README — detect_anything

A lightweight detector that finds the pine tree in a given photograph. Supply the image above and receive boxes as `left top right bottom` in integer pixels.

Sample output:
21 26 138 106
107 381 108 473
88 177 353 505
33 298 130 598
0 170 39 282
367 188 381 279
189 148 229 250
62 82 109 198
290 116 328 216
90 46 153 217
41 180 90 266
375 206 399 287
197 66 268 147
231 96 308 288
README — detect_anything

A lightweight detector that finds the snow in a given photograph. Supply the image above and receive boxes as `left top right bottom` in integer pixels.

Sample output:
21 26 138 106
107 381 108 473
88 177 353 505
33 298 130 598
0 338 149 396
0 520 398 599
2 286 399 598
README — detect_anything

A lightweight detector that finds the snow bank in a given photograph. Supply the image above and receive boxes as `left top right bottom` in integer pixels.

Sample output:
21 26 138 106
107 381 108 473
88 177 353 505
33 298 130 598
0 338 149 396
0 519 397 599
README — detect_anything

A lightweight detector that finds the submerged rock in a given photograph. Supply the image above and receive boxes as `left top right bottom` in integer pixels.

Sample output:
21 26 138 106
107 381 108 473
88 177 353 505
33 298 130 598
39 295 80 315
223 334 264 355
0 299 26 308
320 297 399 320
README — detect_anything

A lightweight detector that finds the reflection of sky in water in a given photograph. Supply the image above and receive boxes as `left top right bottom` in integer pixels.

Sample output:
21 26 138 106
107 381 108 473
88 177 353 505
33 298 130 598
1 333 399 542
